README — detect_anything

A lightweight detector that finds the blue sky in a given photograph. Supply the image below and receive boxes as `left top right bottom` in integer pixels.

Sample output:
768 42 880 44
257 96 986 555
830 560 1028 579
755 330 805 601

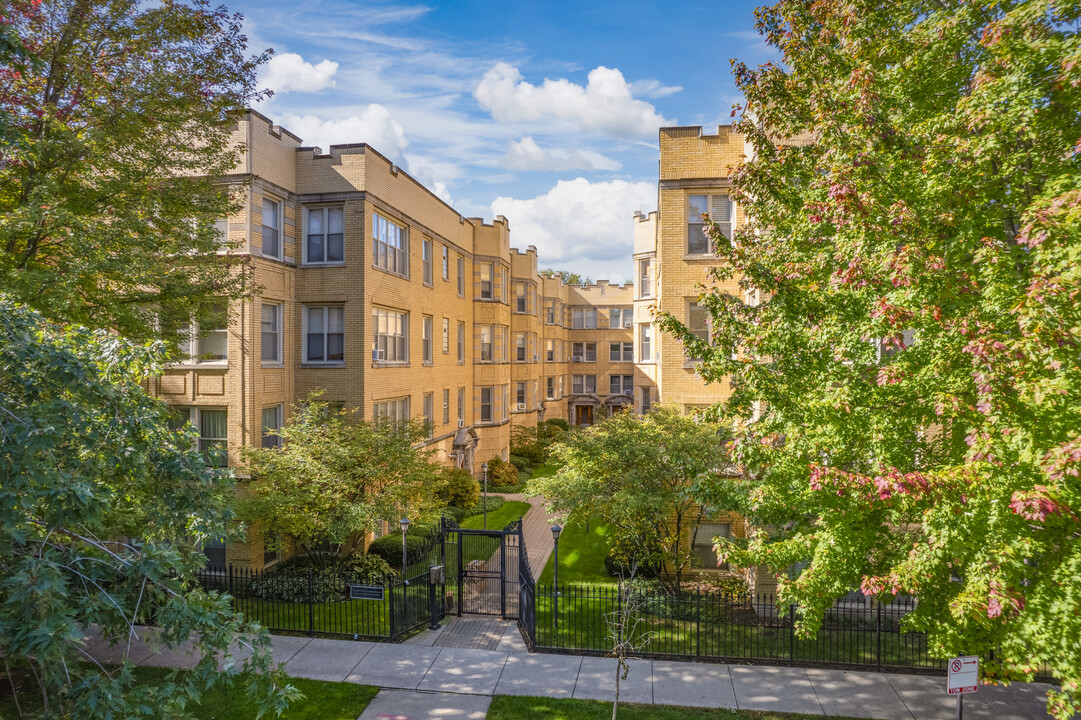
233 0 777 281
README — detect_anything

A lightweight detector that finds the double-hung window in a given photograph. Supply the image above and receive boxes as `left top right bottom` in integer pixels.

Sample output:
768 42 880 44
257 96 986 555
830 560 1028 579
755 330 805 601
261 302 282 363
516 333 527 362
423 393 434 437
610 341 633 362
171 407 228 467
610 308 633 328
457 257 465 296
640 324 653 361
479 325 493 362
572 375 596 394
196 302 229 362
422 316 433 364
639 260 652 298
515 282 527 313
457 387 465 425
693 522 731 570
687 302 710 360
423 238 433 285
261 198 280 259
687 194 733 254
305 306 344 363
262 405 283 449
479 263 493 299
571 308 596 329
442 318 450 354
457 322 465 363
516 382 526 409
442 246 449 280
306 206 344 263
546 377 555 399
442 389 450 425
373 212 407 275
572 342 596 362
373 397 409 423
480 387 493 423
609 375 633 395
372 307 408 363
546 339 555 362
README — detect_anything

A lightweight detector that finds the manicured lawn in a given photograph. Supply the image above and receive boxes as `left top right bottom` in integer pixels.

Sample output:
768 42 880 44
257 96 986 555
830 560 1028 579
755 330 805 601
461 501 531 531
0 666 379 720
487 696 860 720
538 518 616 586
530 461 560 478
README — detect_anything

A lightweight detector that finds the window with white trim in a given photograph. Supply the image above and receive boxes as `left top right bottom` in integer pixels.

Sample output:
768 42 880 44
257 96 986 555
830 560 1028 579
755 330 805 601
516 332 527 362
687 302 710 360
609 308 633 328
572 375 596 394
515 282 527 313
480 386 493 423
457 387 465 424
610 341 633 362
373 397 410 423
372 212 407 275
546 339 555 362
372 307 407 363
640 324 653 362
480 325 493 362
457 322 465 363
261 405 283 449
479 263 494 299
442 245 449 280
571 307 596 329
423 392 434 437
572 342 596 362
261 302 282 364
422 238 432 285
442 318 450 354
609 375 633 395
422 315 433 364
499 268 508 303
457 256 465 296
170 407 228 467
693 522 731 570
443 389 450 425
304 306 344 363
516 381 526 409
688 194 733 254
261 198 280 259
546 377 555 399
639 259 652 298
306 206 344 264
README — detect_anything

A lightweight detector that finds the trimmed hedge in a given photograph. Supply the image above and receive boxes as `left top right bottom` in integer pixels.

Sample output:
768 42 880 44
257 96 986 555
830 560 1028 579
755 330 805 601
442 505 469 524
486 457 520 487
545 418 570 431
436 466 480 510
367 532 431 569
248 554 392 603
466 495 505 516
508 455 531 473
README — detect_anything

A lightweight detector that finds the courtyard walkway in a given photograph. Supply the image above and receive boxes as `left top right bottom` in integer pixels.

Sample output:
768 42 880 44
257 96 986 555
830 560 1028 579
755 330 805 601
501 491 557 580
83 624 1053 719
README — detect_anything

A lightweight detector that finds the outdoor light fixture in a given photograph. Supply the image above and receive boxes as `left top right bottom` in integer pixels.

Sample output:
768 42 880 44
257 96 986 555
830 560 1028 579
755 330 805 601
481 462 490 530
551 523 563 630
400 517 410 585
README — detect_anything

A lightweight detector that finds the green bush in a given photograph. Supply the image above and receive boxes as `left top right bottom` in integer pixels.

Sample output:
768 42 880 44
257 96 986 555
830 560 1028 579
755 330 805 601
367 532 431 569
508 455 531 473
510 426 548 465
466 495 506 516
247 554 392 603
435 466 480 509
545 418 570 431
442 505 469 524
486 457 520 488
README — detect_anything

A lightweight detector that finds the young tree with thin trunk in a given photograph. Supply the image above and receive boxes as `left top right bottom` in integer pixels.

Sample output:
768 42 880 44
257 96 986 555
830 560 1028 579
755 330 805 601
657 1 1081 715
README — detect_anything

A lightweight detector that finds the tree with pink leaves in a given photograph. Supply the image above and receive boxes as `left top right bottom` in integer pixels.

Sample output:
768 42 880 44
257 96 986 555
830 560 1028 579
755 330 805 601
657 0 1081 715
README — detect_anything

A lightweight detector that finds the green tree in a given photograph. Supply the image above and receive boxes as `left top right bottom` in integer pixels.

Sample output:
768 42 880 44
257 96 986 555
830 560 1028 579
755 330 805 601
657 0 1081 715
0 297 294 718
0 0 269 343
532 407 734 594
540 268 593 286
241 397 444 571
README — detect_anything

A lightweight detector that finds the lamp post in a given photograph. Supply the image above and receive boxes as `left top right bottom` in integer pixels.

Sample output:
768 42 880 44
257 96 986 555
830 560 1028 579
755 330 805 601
481 462 489 530
399 517 410 585
551 523 562 631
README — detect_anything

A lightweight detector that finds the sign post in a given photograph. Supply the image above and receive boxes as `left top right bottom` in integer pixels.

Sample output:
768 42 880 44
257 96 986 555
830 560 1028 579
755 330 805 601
947 655 979 719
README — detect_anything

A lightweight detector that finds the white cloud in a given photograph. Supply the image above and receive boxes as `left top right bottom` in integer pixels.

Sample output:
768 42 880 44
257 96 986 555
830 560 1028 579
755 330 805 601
629 79 683 99
474 63 674 140
262 53 339 94
492 178 655 279
278 105 409 163
503 137 621 172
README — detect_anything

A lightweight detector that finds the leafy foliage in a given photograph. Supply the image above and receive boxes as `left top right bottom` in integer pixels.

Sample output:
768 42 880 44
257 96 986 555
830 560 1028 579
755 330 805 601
248 555 392 604
655 0 1081 715
0 0 270 343
366 533 433 570
0 298 292 718
435 467 480 510
533 407 735 595
486 456 521 488
241 396 443 571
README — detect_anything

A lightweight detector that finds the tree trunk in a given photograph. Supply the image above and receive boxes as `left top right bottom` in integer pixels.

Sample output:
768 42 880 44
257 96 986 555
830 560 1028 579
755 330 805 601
612 658 620 720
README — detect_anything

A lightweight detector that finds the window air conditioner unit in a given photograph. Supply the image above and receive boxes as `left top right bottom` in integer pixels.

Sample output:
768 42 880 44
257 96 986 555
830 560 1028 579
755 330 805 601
372 348 384 361
572 355 583 362
457 419 464 428
517 403 526 411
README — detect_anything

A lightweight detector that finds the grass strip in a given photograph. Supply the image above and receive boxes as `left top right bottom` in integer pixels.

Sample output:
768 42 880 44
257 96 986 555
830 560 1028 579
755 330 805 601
487 695 862 720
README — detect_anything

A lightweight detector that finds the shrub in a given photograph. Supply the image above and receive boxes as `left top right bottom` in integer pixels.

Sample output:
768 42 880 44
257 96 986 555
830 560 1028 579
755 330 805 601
510 426 548 465
367 532 431 569
441 505 469 524
508 455 531 473
436 466 480 510
466 495 506 516
545 418 570 432
486 457 520 488
247 553 392 603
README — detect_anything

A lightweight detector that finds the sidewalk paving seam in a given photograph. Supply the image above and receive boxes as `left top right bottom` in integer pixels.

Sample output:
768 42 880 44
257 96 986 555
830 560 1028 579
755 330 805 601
884 672 919 720
726 661 737 709
805 667 827 716
490 649 511 696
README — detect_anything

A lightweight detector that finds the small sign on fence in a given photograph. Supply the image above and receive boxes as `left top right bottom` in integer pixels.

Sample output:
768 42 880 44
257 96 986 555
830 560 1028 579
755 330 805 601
947 655 978 695
349 584 385 601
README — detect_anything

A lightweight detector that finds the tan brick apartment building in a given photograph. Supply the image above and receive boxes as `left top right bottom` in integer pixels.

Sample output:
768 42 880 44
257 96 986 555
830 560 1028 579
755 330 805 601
154 110 638 569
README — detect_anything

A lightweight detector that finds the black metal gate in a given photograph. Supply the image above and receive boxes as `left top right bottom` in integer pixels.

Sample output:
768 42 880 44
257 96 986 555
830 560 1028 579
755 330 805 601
443 518 523 618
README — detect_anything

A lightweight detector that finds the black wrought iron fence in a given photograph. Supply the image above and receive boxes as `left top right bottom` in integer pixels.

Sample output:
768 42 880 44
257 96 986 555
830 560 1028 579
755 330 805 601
523 583 946 673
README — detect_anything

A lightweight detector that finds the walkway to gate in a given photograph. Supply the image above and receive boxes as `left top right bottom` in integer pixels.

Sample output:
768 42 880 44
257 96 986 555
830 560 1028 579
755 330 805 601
503 492 557 579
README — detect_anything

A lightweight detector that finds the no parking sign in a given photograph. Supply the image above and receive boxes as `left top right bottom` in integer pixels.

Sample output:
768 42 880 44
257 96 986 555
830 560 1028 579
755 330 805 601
948 655 979 695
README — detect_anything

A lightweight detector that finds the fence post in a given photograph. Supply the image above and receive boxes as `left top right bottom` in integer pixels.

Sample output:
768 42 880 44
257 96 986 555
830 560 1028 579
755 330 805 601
307 567 315 637
696 588 701 658
228 564 234 597
388 576 396 639
456 530 463 617
876 600 882 672
788 604 795 665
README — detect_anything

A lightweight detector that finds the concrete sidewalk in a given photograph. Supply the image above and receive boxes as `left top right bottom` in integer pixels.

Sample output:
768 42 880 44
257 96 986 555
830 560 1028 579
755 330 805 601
83 625 1053 719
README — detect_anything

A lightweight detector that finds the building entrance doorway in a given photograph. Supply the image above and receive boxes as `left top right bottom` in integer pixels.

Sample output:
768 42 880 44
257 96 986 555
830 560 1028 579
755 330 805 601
575 405 594 426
